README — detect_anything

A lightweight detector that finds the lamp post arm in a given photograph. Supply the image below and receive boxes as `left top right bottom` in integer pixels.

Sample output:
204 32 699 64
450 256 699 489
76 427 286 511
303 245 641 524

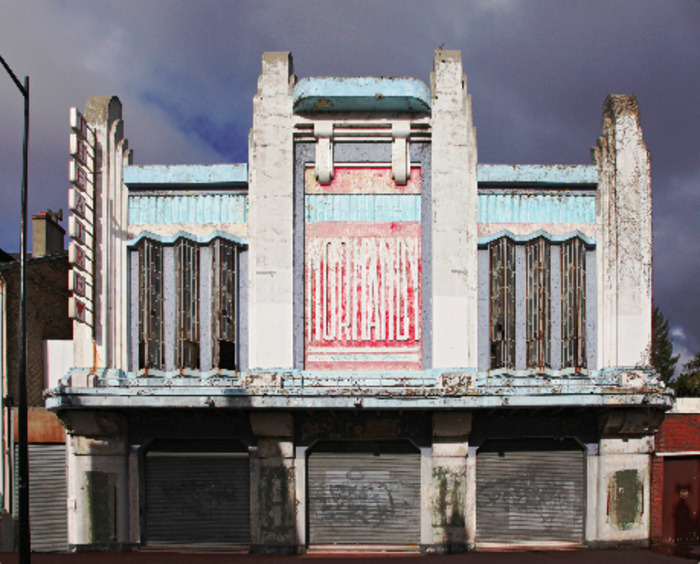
0 54 28 97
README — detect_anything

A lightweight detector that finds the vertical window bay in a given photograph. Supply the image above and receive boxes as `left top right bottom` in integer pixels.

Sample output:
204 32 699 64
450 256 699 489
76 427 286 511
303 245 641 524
490 237 516 370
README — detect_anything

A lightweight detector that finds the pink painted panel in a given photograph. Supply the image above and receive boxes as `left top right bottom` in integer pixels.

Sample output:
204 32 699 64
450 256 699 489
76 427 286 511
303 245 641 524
305 167 422 371
306 166 421 194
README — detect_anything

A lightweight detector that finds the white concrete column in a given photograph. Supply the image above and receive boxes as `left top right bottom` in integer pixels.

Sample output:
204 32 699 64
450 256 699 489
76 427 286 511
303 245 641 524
62 411 129 551
589 411 658 544
430 50 478 369
249 412 298 553
586 445 600 542
593 95 652 369
74 96 130 373
430 411 472 552
594 436 652 543
247 52 296 370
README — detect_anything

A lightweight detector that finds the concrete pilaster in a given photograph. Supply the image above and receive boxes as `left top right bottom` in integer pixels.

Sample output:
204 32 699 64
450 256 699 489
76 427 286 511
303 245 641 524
430 412 472 552
250 412 298 553
61 411 129 551
592 437 652 544
593 95 652 370
72 96 131 373
248 52 296 370
430 50 478 369
587 411 656 545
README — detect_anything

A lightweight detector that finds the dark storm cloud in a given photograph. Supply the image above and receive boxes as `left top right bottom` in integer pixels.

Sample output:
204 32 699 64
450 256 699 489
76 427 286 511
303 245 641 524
1 0 697 362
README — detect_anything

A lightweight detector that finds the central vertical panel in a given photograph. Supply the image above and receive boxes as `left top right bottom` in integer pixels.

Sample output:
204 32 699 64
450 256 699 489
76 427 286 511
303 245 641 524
304 166 422 370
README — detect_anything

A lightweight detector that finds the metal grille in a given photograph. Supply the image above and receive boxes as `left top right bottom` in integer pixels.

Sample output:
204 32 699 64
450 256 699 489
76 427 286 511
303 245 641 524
14 444 67 552
526 238 551 369
308 449 421 545
561 238 586 369
176 239 200 369
138 239 164 370
476 439 585 544
490 237 516 369
145 452 250 547
212 239 238 371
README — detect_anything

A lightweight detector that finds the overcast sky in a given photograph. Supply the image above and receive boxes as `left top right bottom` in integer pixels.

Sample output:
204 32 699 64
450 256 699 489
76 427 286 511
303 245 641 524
1 0 698 367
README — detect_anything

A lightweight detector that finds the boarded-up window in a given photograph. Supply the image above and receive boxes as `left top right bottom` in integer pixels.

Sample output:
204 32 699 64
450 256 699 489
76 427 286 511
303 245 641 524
526 238 551 369
176 239 200 369
561 238 586 370
490 237 515 369
212 239 238 370
138 239 164 370
134 236 243 373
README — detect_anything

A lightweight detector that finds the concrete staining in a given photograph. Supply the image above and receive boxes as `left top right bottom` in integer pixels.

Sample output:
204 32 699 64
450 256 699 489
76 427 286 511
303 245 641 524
293 77 432 114
46 50 672 554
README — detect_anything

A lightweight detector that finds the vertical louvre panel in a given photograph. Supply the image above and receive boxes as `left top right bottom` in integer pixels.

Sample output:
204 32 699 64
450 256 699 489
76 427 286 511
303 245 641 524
476 440 584 544
14 444 67 552
561 238 586 369
490 237 516 369
212 239 238 370
139 239 164 369
308 451 421 545
145 453 250 546
176 239 200 369
526 238 551 369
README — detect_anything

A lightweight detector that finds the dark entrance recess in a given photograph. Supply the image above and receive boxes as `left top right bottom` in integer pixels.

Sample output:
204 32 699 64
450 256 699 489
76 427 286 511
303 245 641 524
143 439 250 548
307 441 421 547
662 457 700 544
476 438 585 544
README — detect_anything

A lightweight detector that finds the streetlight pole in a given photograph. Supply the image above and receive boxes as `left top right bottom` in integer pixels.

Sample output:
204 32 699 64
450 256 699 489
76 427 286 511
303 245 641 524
0 53 31 564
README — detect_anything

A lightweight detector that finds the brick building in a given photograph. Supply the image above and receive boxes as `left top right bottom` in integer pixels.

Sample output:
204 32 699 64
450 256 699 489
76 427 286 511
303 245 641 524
651 398 700 544
46 51 672 552
0 211 72 551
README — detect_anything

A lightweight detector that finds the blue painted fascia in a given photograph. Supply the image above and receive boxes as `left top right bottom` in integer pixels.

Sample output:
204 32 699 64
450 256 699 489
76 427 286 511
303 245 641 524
478 164 598 185
305 194 421 222
478 192 596 225
128 229 248 247
293 77 431 114
129 193 248 225
477 229 596 248
45 367 672 411
124 164 248 188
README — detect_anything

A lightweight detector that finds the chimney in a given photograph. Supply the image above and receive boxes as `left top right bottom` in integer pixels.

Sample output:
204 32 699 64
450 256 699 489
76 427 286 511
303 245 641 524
32 209 65 257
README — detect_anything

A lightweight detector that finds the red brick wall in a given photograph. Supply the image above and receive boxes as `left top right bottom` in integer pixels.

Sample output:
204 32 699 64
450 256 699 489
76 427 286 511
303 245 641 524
655 414 700 453
2 253 72 407
651 412 700 543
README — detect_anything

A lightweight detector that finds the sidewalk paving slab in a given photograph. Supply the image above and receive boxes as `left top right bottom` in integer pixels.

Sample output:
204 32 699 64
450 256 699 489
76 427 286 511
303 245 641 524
0 548 698 564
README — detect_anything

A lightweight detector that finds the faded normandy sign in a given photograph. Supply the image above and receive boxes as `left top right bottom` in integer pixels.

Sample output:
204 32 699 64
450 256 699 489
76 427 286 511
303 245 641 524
305 166 422 370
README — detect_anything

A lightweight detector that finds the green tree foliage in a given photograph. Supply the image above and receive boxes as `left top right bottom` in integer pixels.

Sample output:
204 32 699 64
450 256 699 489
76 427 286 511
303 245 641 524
651 305 679 384
672 352 700 398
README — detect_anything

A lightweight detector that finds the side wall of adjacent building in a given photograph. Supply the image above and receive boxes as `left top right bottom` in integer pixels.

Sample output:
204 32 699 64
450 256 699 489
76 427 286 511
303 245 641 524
651 398 700 544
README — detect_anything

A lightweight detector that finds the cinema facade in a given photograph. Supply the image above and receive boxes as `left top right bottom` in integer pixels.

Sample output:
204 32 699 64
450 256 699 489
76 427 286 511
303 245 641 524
46 51 672 552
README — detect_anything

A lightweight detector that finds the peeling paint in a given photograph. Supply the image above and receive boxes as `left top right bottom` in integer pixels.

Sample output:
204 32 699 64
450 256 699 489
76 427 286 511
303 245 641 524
258 465 296 541
608 469 644 530
432 466 466 530
84 471 116 544
293 77 431 114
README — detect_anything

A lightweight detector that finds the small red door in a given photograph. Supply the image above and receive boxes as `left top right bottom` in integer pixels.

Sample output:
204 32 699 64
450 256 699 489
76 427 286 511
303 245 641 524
663 457 700 543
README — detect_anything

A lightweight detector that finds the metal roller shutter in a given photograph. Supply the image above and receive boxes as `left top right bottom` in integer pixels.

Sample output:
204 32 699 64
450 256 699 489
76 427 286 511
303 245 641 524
308 446 421 546
476 439 585 544
145 452 250 547
30 444 67 552
14 444 68 552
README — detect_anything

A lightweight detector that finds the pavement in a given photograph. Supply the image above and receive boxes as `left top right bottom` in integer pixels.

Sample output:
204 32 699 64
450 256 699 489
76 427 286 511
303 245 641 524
1 547 700 564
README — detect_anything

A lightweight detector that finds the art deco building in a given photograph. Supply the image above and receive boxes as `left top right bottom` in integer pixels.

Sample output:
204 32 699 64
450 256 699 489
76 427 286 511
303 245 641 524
47 51 671 552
